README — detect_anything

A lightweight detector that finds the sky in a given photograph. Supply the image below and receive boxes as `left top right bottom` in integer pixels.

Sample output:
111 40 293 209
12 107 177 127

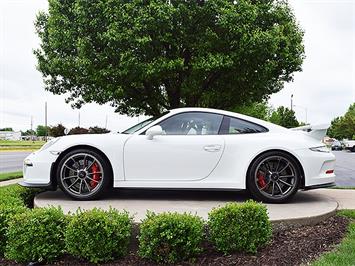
0 0 354 133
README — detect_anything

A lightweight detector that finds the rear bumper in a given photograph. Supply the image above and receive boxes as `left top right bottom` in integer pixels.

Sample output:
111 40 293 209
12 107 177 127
303 182 336 190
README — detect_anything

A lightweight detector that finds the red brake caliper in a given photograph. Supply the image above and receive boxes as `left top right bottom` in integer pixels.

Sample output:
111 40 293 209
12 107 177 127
257 171 267 189
90 163 101 188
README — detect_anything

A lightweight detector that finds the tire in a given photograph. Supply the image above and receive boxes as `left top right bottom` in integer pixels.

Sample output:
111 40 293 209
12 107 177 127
56 148 112 200
352 146 355 152
246 151 301 203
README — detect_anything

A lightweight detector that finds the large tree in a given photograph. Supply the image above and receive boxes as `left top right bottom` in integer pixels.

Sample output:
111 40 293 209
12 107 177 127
269 106 299 128
49 123 66 137
35 0 304 116
327 104 355 140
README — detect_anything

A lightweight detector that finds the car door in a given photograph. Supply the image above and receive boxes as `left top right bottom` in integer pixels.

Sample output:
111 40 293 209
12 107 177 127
123 112 225 181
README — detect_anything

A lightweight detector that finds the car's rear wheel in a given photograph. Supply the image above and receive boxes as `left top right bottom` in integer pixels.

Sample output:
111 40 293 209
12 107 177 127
56 149 111 200
247 151 301 203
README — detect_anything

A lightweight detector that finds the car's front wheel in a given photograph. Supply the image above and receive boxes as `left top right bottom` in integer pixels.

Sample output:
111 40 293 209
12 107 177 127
56 149 112 200
247 151 301 203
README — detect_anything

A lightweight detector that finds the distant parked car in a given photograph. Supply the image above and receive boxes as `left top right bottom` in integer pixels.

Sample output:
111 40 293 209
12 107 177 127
331 140 343 151
343 139 355 152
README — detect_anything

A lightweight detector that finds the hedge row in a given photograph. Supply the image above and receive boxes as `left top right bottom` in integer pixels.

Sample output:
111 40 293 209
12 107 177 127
0 185 272 264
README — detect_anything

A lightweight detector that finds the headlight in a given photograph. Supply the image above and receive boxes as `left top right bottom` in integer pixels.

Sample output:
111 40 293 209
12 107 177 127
309 146 330 153
40 137 61 151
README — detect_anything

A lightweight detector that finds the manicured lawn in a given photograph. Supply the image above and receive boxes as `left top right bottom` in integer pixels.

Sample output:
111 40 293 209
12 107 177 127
0 171 23 182
312 210 355 266
0 140 45 151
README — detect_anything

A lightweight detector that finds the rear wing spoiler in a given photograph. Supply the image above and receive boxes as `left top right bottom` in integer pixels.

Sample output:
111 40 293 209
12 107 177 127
290 124 330 141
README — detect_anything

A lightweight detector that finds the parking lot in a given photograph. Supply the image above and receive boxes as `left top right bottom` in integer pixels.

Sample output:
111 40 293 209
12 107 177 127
333 150 355 187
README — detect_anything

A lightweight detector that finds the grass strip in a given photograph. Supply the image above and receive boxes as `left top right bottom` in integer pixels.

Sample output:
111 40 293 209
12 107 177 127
312 210 355 266
0 172 23 182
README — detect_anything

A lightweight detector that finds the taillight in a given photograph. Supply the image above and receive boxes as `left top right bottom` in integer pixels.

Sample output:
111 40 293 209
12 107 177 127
326 169 334 174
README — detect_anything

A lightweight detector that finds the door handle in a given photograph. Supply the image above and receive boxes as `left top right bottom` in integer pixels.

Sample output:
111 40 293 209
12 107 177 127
203 144 222 152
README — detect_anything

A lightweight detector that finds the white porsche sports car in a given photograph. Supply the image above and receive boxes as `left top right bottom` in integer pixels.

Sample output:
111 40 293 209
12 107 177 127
20 108 336 203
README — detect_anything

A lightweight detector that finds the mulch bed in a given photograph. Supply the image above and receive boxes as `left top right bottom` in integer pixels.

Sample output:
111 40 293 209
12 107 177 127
0 215 349 266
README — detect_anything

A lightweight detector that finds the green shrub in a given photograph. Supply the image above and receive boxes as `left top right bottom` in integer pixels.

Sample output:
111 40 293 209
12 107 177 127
0 185 40 207
138 212 205 263
65 208 132 263
208 200 272 254
5 207 67 263
0 204 27 255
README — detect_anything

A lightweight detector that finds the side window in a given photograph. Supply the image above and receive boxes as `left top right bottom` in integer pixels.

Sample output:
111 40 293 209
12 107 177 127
159 112 223 135
220 116 268 134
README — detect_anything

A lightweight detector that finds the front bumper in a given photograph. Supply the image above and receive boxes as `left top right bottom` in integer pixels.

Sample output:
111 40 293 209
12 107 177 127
19 180 56 190
22 150 59 189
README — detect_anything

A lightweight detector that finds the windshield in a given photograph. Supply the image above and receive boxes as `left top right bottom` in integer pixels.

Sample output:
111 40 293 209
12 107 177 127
121 117 156 134
121 112 169 134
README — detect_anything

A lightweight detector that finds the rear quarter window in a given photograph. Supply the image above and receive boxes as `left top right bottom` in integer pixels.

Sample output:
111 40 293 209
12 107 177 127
219 116 268 134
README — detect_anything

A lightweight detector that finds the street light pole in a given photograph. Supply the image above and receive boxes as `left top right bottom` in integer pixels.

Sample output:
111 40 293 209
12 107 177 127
45 102 47 141
291 94 294 111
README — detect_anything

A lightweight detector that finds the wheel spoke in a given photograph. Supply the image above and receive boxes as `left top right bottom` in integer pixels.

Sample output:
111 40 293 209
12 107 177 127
275 157 281 172
260 179 272 191
86 159 96 170
278 162 290 174
64 164 77 173
86 176 99 183
63 175 77 180
87 172 102 175
276 181 284 195
84 180 91 192
79 180 83 194
68 178 80 189
279 179 293 187
271 182 275 196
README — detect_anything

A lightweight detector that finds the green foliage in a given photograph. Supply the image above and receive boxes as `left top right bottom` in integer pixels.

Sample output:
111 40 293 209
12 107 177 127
0 204 27 255
234 101 271 120
36 125 50 137
65 208 132 263
208 200 272 254
0 185 41 208
0 128 13 131
269 106 299 128
138 212 204 263
49 123 66 137
5 207 67 263
88 126 110 134
337 210 355 220
0 171 23 182
35 0 304 116
327 104 355 140
0 185 38 208
68 126 89 135
21 129 36 136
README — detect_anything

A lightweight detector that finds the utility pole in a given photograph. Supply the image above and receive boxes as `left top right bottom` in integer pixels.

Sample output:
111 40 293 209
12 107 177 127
30 116 33 142
290 94 293 111
78 112 81 127
105 115 108 129
45 102 48 141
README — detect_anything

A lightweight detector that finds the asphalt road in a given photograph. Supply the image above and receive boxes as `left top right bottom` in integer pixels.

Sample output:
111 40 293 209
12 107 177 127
333 150 355 187
0 150 354 186
0 151 31 173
